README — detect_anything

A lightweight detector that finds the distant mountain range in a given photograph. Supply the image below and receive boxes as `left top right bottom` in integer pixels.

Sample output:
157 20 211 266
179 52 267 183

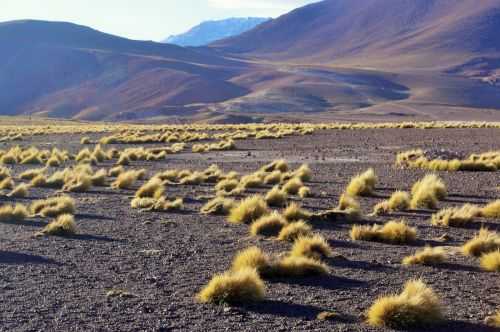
163 17 269 47
1 0 500 122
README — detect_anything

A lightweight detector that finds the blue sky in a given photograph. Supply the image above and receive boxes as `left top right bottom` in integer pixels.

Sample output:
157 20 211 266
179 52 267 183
1 0 319 41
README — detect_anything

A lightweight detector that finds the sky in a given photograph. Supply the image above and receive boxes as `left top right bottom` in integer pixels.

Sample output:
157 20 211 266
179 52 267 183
0 0 319 41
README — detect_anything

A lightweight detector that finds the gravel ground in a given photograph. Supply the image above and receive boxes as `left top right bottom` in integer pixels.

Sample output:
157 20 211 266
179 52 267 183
1 128 499 332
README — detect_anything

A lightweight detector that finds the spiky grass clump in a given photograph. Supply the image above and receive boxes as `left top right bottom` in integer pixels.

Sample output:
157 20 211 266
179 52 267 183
290 234 332 260
298 186 311 198
263 171 282 185
0 166 11 180
261 159 288 173
278 221 313 242
41 214 77 236
130 197 156 209
366 279 443 329
19 168 46 180
410 174 447 209
90 169 107 186
7 183 30 198
265 186 288 207
111 170 138 189
197 268 265 304
231 247 272 276
200 197 236 215
250 212 288 237
293 164 312 182
345 168 377 197
150 197 184 212
0 204 29 223
108 166 125 177
215 178 239 194
283 203 311 222
481 200 500 218
402 247 447 266
431 204 481 227
62 173 92 192
0 177 14 190
462 228 500 257
485 310 500 327
135 178 165 199
372 191 410 215
228 195 269 224
336 194 362 220
271 256 328 277
282 177 303 195
31 195 76 217
479 250 500 272
351 220 417 244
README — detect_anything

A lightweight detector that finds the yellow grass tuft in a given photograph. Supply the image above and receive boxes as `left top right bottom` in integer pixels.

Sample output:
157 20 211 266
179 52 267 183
336 194 362 220
298 186 311 198
108 165 125 177
197 268 265 304
263 171 282 185
200 196 236 215
271 256 328 277
402 246 447 266
261 159 288 173
372 191 410 215
366 279 443 329
481 200 500 218
345 168 377 197
31 195 76 217
130 197 156 209
479 250 500 272
410 174 447 209
462 228 500 257
111 170 138 189
231 246 272 276
0 204 30 223
351 220 417 244
135 178 165 199
283 202 311 222
228 195 269 224
7 183 30 198
485 310 500 327
62 173 92 192
265 186 288 207
294 164 312 182
278 221 313 242
290 234 332 260
250 212 288 237
0 177 14 190
41 214 77 236
431 204 481 227
282 177 303 195
150 197 183 212
215 178 239 194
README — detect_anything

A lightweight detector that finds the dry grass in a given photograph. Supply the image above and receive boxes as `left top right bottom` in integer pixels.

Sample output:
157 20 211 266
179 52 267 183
351 220 417 244
250 212 288 237
265 186 288 207
0 177 14 190
261 159 288 173
7 183 30 198
293 164 312 182
0 166 11 180
0 203 29 223
149 197 184 212
479 250 500 272
345 168 377 197
462 228 500 257
298 186 311 198
31 195 76 217
41 214 77 236
197 268 265 304
228 195 269 224
111 170 138 189
231 246 272 276
282 177 303 195
278 221 313 242
130 197 156 209
215 178 239 194
135 178 165 199
481 200 500 218
402 246 447 266
271 256 328 277
366 279 443 329
410 174 447 209
485 310 500 327
372 191 410 215
431 204 481 227
91 169 108 186
283 203 311 222
263 171 282 185
62 173 92 192
336 194 362 220
108 166 125 177
200 197 236 215
290 235 333 260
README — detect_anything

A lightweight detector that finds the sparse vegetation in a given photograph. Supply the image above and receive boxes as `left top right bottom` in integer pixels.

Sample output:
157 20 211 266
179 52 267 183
41 214 77 236
410 174 447 209
264 186 288 207
479 250 500 272
462 228 500 256
345 168 377 197
250 211 288 237
278 221 313 242
372 191 410 215
228 195 269 224
290 234 333 260
351 220 417 244
402 246 447 265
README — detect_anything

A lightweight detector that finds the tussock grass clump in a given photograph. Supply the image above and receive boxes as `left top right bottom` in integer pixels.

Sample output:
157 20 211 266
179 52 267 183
481 200 500 218
200 197 235 215
62 173 92 192
250 212 288 237
462 228 500 257
480 250 500 272
290 235 332 260
150 197 184 212
197 268 265 304
372 191 410 215
31 195 76 217
410 174 447 209
345 168 377 197
336 194 362 220
298 186 311 198
108 166 125 177
283 203 311 222
265 186 288 207
0 166 11 180
90 169 107 186
0 204 29 223
366 279 443 329
111 170 138 189
80 137 91 144
485 311 500 327
431 204 481 227
351 220 417 244
228 195 269 224
7 183 30 198
231 247 272 276
240 173 264 189
282 177 303 195
41 214 77 236
263 171 282 185
130 197 156 209
215 178 239 194
278 221 313 242
0 177 14 190
272 256 328 277
402 247 447 266
261 159 288 173
135 178 165 199
293 164 312 182
19 168 46 180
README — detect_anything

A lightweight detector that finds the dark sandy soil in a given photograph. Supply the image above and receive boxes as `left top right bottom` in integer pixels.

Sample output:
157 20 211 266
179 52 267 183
1 128 499 332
